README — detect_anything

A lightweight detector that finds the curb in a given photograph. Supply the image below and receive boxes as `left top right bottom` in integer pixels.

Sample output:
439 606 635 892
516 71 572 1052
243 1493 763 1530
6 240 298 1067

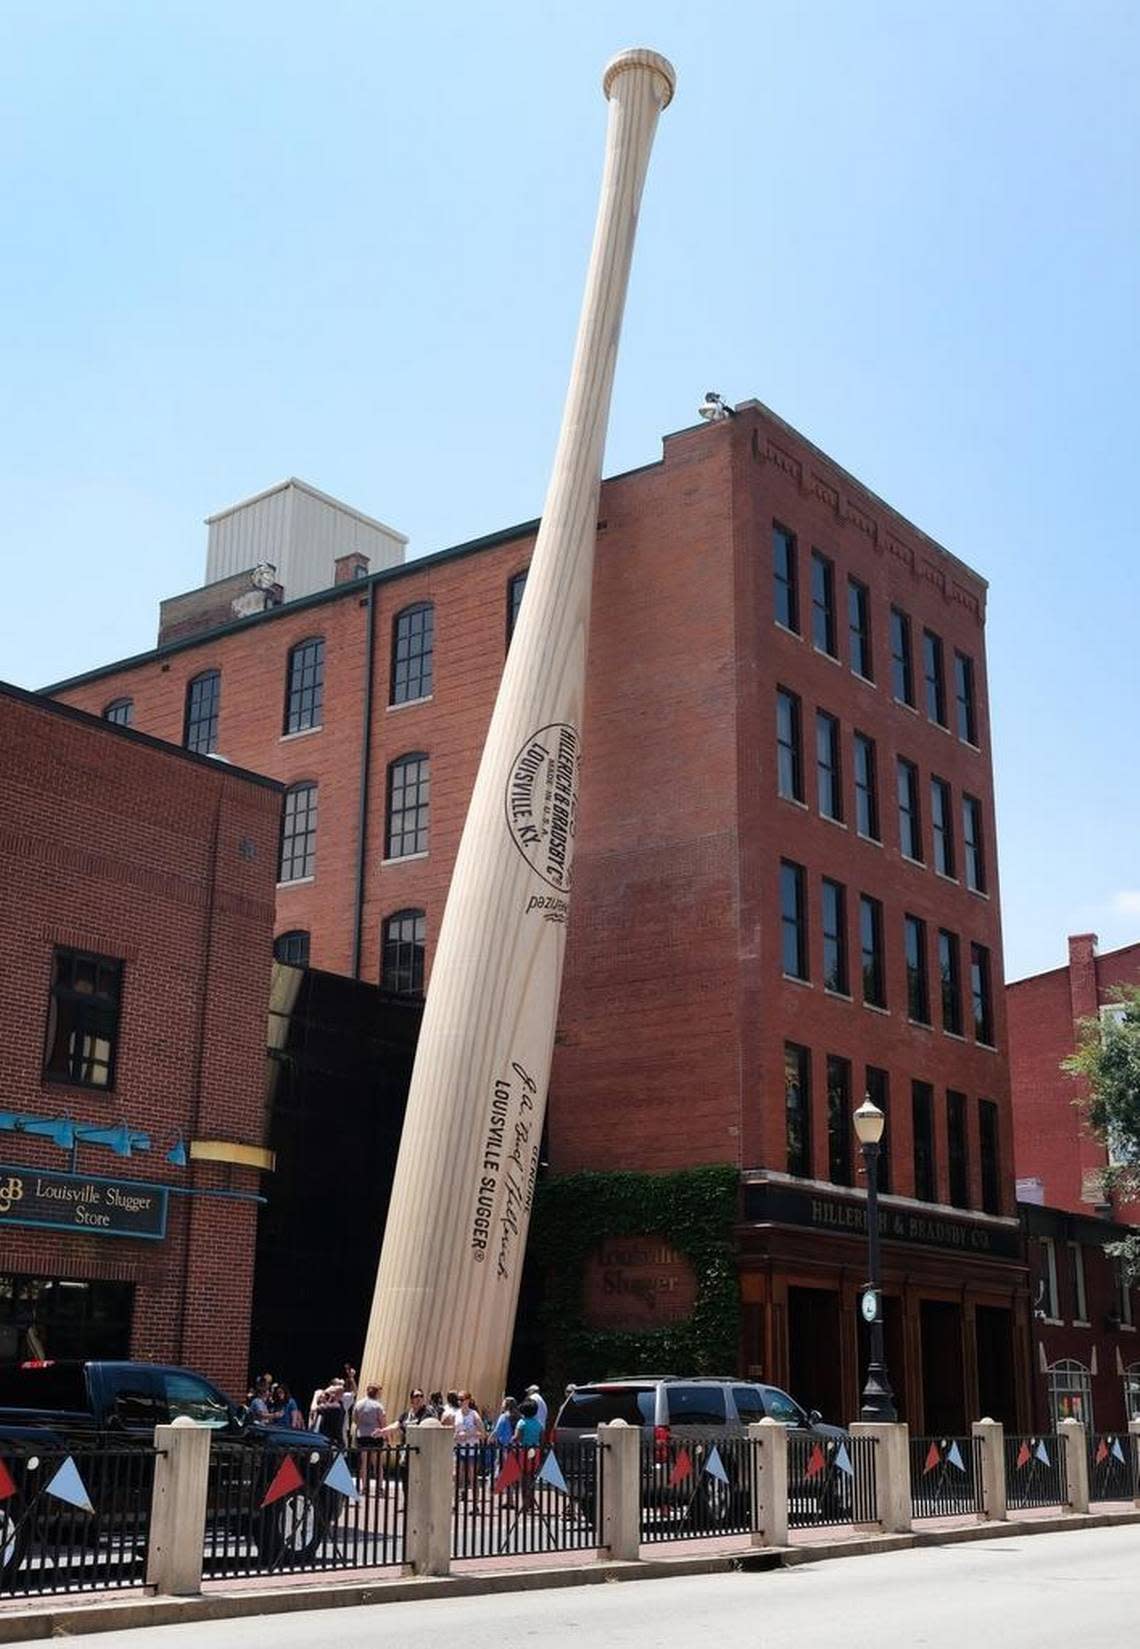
0 1510 1137 1642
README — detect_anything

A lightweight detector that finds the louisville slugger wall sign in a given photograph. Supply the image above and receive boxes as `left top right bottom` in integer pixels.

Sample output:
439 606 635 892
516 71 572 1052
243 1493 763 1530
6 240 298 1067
361 49 676 1408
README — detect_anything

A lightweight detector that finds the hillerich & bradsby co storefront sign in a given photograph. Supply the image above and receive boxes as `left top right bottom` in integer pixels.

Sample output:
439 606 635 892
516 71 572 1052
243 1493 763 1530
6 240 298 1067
742 1181 1021 1260
0 1165 168 1239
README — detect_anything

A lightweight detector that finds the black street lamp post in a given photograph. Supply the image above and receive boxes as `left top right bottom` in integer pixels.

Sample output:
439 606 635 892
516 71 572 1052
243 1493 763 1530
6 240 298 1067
854 1095 897 1423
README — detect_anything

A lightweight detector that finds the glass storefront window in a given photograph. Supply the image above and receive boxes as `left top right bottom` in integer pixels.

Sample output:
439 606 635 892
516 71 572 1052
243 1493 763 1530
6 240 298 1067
0 1274 133 1362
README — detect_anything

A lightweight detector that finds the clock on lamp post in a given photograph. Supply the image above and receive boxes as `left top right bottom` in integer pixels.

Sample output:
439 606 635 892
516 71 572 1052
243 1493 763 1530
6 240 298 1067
853 1095 897 1422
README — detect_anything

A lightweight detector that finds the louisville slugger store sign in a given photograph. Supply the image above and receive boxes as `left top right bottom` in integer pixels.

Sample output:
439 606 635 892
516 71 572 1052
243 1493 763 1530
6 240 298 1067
0 1166 168 1239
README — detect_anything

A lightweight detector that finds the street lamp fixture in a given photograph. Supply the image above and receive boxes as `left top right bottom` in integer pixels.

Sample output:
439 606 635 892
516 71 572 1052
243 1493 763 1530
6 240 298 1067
854 1095 897 1423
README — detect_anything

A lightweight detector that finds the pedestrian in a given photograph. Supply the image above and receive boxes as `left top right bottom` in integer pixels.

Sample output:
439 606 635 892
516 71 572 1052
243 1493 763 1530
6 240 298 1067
428 1390 446 1419
398 1388 434 1438
353 1383 387 1489
514 1398 543 1510
271 1383 303 1428
491 1396 519 1447
314 1380 349 1447
452 1391 485 1498
247 1375 272 1425
525 1383 548 1431
440 1389 461 1427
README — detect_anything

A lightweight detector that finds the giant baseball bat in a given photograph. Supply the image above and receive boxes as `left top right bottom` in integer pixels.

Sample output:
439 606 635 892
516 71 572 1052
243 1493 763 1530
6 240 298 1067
362 48 675 1410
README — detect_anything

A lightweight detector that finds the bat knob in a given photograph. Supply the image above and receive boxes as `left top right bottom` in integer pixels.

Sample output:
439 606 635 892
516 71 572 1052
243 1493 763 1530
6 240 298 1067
602 48 676 108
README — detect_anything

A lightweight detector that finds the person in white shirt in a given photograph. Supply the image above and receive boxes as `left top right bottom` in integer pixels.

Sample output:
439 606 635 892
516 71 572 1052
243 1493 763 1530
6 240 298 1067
353 1384 387 1490
452 1391 485 1497
525 1384 548 1431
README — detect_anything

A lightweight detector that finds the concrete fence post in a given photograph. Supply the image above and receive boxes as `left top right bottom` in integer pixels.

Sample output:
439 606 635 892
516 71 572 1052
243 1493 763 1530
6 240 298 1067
1058 1418 1089 1514
405 1419 453 1575
597 1420 641 1563
1130 1418 1140 1508
747 1419 787 1547
850 1421 911 1534
146 1418 211 1596
971 1418 1006 1522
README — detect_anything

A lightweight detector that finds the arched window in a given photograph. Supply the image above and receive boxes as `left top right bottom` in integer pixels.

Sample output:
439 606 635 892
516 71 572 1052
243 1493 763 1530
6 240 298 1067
184 670 221 755
103 698 134 728
391 604 434 705
385 753 429 858
1046 1359 1092 1430
283 637 325 734
274 930 311 968
382 909 426 995
279 782 318 883
507 569 528 647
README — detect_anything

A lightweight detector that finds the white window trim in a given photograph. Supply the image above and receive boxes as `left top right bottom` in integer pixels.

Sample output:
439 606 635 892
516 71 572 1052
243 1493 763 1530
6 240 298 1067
1040 1236 1060 1321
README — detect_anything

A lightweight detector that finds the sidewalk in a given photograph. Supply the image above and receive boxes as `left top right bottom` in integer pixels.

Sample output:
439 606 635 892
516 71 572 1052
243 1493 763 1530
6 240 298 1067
0 1504 1137 1644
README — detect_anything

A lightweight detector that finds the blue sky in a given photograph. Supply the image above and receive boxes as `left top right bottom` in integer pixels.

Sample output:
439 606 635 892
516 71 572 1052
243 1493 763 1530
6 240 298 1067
2 1 1137 981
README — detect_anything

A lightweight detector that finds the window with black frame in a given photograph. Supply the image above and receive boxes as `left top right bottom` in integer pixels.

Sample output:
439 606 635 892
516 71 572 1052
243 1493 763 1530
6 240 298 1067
939 929 963 1035
905 913 930 1023
962 795 986 893
43 948 123 1090
897 758 923 861
811 550 837 656
912 1081 936 1202
381 909 426 995
866 1066 891 1190
391 604 434 705
971 942 994 1045
931 776 955 878
860 894 886 1009
283 637 324 734
821 878 848 995
922 629 947 726
780 860 808 980
279 782 318 883
890 608 914 705
848 578 872 679
184 670 220 754
827 1055 852 1185
274 930 311 968
979 1098 1000 1214
853 732 879 841
776 688 803 802
507 571 528 645
947 1089 969 1208
386 753 430 858
816 711 843 821
954 650 978 744
103 698 133 727
785 1042 811 1178
772 524 798 632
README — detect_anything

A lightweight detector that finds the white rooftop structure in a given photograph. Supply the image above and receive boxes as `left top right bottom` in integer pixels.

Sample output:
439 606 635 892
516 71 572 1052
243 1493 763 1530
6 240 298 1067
205 478 407 601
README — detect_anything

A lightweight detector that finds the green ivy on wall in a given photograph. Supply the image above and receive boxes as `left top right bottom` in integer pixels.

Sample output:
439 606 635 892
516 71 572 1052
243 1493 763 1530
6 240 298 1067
530 1163 740 1387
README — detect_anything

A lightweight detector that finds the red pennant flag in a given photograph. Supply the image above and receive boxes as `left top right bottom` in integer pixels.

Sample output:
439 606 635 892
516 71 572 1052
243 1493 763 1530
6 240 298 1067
804 1443 826 1481
1015 1441 1031 1469
923 1441 941 1474
668 1448 693 1487
260 1455 305 1508
493 1451 522 1493
0 1461 16 1502
1095 1439 1109 1465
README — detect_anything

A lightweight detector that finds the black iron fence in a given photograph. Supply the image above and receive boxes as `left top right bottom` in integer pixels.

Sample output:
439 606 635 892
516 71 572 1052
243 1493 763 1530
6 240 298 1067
0 1439 156 1598
452 1438 600 1558
787 1433 877 1529
909 1436 984 1519
638 1435 759 1542
203 1440 408 1579
1004 1435 1067 1511
1089 1434 1138 1503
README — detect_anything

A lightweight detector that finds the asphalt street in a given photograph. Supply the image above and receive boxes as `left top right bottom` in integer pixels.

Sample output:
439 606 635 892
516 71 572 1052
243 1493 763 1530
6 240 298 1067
53 1525 1140 1649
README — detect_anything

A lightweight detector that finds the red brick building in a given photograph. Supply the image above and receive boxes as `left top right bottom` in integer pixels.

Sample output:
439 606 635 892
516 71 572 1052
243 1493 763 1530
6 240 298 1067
46 400 1030 1428
0 682 280 1395
1008 934 1140 1429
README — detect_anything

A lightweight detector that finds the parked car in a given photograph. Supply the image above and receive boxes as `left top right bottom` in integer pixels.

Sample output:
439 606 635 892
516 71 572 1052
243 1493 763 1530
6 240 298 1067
552 1376 848 1526
0 1360 335 1578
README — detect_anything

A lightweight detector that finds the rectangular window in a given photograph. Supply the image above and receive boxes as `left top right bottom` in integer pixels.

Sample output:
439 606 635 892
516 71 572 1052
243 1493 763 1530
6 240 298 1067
1039 1237 1060 1320
279 783 318 883
848 578 872 679
853 733 879 841
386 754 430 859
938 929 963 1035
44 949 123 1091
785 1042 811 1178
811 550 837 656
971 942 994 1045
827 1055 853 1186
821 878 849 995
860 895 886 1009
922 629 947 725
954 651 978 744
773 524 798 632
866 1066 891 1191
905 914 930 1023
184 671 220 755
816 711 843 821
979 1098 1000 1214
1068 1242 1088 1322
507 570 528 645
776 688 803 802
947 1089 969 1209
912 1080 936 1202
931 777 955 878
962 795 986 893
897 758 923 861
284 637 324 733
780 861 808 980
391 604 435 705
890 607 914 705
1117 1265 1134 1328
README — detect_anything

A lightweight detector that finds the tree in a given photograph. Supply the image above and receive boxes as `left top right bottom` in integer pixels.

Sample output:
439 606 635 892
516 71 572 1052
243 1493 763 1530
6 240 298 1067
1064 985 1140 1283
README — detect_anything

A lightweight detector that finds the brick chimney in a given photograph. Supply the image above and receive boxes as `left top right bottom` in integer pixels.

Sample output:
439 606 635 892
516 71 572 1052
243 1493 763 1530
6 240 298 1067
1068 933 1100 1024
335 552 370 584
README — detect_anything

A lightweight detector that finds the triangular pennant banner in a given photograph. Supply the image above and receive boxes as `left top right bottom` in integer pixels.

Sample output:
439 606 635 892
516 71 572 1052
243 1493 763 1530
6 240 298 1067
804 1443 826 1481
923 1441 941 1474
493 1451 522 1493
44 1457 93 1513
1015 1441 1031 1469
537 1451 569 1494
322 1453 362 1503
1111 1437 1127 1465
668 1448 693 1487
1095 1438 1109 1465
704 1446 729 1484
1034 1440 1050 1467
946 1440 965 1472
0 1460 16 1502
260 1455 305 1508
834 1442 854 1478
